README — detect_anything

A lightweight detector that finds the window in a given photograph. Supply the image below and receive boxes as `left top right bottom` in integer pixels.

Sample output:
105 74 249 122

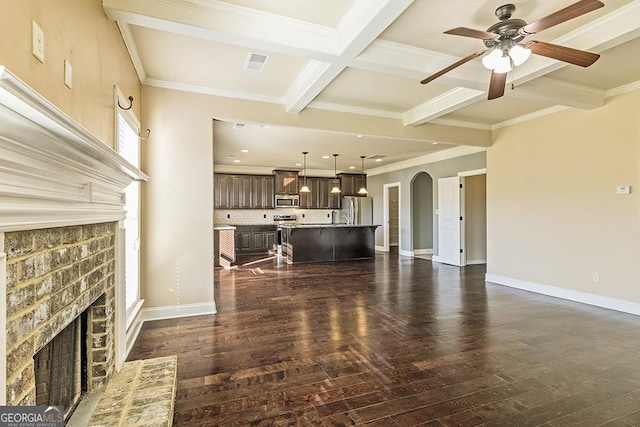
117 110 141 318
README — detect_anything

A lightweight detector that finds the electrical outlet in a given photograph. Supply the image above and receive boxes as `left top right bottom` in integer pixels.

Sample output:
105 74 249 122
64 60 72 89
592 272 600 282
32 20 44 63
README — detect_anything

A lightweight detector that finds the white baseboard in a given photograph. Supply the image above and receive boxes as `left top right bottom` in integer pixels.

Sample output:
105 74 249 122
125 317 144 359
375 245 387 252
414 248 433 255
399 249 413 257
141 302 217 322
486 273 640 316
466 259 487 265
432 255 446 264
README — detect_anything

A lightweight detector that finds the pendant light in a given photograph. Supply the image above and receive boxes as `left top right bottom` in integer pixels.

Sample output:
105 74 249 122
357 155 368 195
300 151 310 193
330 154 341 194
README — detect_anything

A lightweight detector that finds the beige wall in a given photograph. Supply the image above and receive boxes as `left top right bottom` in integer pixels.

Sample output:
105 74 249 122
141 86 214 308
0 0 140 148
487 89 640 304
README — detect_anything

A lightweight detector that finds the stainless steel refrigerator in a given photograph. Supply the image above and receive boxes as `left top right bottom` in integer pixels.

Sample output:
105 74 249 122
340 196 373 225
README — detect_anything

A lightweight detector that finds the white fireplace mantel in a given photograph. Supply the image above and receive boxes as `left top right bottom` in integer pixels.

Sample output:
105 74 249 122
0 66 148 231
0 66 149 405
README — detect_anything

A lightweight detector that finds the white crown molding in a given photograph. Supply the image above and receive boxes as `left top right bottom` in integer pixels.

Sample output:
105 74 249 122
429 117 492 131
606 79 640 98
492 106 570 130
486 273 640 316
144 78 284 105
510 77 605 110
0 67 147 232
307 101 402 119
366 145 486 176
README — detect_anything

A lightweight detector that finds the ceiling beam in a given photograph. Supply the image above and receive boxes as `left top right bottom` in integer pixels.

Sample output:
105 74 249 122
403 88 485 127
284 0 414 113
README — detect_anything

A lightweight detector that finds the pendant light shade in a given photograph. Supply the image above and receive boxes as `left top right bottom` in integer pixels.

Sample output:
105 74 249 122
357 155 368 195
330 154 341 194
300 151 310 193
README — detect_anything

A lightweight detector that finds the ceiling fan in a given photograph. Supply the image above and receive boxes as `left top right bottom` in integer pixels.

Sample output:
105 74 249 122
420 0 604 100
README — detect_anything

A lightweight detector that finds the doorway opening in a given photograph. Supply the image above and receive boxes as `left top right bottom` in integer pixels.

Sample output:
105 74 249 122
411 172 434 260
383 183 401 253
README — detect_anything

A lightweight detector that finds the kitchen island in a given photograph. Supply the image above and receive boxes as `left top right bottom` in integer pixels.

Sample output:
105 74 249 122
279 224 379 263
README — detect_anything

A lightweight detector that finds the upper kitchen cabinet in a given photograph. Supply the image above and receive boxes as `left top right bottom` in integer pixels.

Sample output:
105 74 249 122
299 177 319 209
214 173 231 209
338 173 367 197
229 175 253 209
253 175 275 209
214 174 275 209
319 178 340 209
274 170 299 195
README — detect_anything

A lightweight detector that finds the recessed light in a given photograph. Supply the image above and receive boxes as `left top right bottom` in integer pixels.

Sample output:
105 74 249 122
354 134 363 138
322 155 330 159
375 159 382 162
241 149 249 153
295 163 302 166
349 166 356 169
432 142 439 145
233 159 240 163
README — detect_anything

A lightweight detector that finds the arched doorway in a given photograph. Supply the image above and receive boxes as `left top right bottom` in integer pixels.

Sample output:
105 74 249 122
411 172 434 259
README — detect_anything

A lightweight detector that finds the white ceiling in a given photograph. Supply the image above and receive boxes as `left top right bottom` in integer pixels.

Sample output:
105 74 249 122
103 0 640 174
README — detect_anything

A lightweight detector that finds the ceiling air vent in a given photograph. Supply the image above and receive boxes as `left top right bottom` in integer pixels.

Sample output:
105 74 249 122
244 52 269 72
233 123 246 130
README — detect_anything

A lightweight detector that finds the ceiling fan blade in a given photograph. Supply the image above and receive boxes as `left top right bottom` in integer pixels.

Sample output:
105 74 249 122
420 51 485 85
487 71 507 100
526 40 600 67
444 27 499 41
519 0 604 35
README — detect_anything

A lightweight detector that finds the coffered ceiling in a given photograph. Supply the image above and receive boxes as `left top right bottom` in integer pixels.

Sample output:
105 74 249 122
103 0 640 173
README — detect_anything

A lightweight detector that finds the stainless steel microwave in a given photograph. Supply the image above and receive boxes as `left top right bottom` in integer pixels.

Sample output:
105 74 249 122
275 195 299 208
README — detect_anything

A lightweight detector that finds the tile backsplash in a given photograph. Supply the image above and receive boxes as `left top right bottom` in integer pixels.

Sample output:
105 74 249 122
214 209 335 225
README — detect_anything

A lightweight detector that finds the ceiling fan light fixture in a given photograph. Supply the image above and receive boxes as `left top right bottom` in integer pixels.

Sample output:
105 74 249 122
482 48 504 70
493 54 513 73
509 44 531 66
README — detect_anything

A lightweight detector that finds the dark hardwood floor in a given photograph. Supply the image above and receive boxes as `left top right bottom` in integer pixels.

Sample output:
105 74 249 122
128 252 640 426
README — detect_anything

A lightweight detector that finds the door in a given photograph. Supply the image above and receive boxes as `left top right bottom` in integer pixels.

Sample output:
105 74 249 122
437 176 461 266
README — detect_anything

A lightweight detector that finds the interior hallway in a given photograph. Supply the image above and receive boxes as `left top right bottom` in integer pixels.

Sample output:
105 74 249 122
128 253 640 425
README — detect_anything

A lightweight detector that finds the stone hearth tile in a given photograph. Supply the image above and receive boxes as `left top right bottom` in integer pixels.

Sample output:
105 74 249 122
88 355 177 426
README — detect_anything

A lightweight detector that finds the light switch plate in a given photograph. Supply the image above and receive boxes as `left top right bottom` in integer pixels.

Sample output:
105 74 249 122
616 185 631 195
64 60 72 89
32 20 44 63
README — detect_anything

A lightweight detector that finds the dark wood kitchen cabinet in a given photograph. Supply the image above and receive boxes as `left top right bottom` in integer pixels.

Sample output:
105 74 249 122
234 225 277 254
338 173 367 197
319 178 340 209
229 175 253 209
214 174 275 209
274 170 299 195
214 174 232 209
298 177 339 209
252 175 275 209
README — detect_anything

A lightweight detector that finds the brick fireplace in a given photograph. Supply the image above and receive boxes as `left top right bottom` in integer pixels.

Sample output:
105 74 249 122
0 67 148 408
4 223 116 408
